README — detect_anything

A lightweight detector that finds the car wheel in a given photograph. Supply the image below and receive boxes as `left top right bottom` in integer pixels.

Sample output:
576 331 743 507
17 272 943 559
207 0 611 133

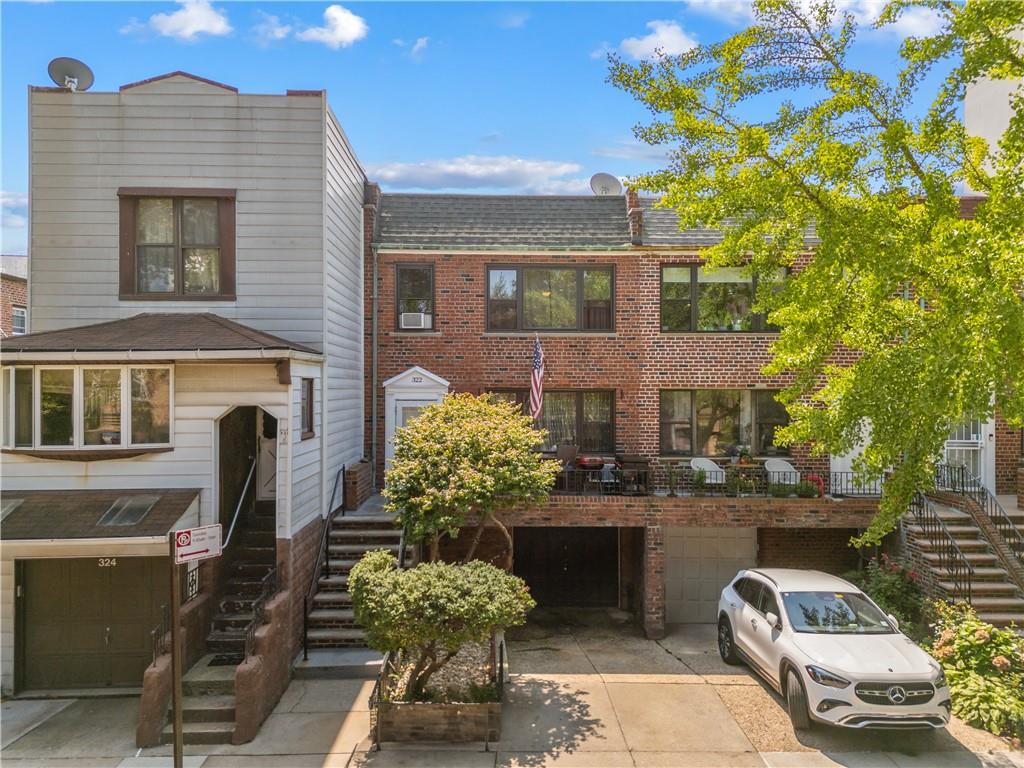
718 617 740 665
785 668 811 731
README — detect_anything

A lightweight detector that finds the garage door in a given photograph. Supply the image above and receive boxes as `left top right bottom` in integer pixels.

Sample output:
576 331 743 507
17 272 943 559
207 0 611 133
665 527 757 623
514 527 619 607
19 557 169 690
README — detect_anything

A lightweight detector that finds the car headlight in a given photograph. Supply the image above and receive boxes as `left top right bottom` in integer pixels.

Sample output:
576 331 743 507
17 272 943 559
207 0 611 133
933 667 947 688
805 665 851 689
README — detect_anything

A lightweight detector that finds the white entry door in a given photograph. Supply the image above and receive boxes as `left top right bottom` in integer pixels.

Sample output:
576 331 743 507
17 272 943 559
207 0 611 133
944 418 995 493
665 527 758 624
257 410 277 500
386 399 437 464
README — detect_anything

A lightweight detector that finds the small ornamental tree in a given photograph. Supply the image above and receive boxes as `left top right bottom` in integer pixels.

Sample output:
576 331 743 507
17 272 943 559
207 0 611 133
384 392 560 564
349 550 536 700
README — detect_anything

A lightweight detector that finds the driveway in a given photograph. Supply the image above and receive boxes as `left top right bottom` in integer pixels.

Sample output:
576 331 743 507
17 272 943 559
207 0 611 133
3 611 1021 768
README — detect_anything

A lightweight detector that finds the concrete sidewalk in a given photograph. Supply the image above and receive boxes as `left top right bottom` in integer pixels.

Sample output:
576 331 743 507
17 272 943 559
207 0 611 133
2 618 1020 768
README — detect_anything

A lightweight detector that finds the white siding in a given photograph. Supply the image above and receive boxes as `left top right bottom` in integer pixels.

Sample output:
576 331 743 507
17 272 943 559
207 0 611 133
289 361 322 535
322 107 366 505
0 557 13 693
29 77 327 348
1 363 289 527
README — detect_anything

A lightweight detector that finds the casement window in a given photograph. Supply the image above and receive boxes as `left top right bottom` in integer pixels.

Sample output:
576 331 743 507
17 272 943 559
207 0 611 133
490 389 615 453
11 306 26 335
395 264 434 330
118 188 235 300
660 266 783 332
1 365 173 450
659 389 789 456
487 266 613 332
301 378 315 439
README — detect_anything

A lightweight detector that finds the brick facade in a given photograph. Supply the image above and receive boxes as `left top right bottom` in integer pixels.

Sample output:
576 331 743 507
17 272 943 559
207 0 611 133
276 515 324 658
757 528 863 573
1 273 27 338
994 411 1022 496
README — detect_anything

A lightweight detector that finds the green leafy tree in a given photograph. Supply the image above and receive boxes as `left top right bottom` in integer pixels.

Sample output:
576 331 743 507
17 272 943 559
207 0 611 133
609 0 1024 544
349 550 536 700
384 392 560 564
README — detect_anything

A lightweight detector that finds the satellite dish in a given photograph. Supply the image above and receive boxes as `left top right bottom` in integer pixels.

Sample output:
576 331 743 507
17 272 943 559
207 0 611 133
590 172 623 196
48 57 94 92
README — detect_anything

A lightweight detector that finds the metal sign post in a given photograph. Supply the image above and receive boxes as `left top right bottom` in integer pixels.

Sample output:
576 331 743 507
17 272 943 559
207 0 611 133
167 524 222 768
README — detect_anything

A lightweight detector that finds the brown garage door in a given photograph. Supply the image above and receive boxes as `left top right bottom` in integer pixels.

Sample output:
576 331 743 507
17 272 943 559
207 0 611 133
19 557 169 690
514 527 619 607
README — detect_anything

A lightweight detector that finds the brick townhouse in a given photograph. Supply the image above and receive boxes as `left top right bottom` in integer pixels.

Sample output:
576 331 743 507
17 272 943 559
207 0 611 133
1 257 28 338
363 188 1023 638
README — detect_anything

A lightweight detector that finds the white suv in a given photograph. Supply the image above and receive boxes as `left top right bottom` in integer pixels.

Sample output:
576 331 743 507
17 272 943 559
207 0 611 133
717 568 950 730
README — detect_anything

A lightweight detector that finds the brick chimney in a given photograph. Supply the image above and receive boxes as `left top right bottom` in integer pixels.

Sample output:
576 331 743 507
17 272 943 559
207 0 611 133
626 187 643 245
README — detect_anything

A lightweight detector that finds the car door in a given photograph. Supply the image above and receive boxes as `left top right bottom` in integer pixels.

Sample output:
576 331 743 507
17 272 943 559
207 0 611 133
745 583 784 688
732 577 764 661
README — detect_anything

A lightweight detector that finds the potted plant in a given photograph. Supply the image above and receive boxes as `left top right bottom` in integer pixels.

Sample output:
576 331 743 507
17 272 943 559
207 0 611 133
725 468 741 497
794 480 819 498
725 445 741 465
738 445 752 464
665 464 680 497
692 467 707 496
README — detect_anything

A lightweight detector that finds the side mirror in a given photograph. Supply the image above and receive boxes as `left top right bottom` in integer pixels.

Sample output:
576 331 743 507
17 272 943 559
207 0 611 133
887 614 900 630
765 611 782 631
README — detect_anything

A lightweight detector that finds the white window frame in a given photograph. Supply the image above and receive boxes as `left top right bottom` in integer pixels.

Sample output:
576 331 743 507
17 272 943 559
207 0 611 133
2 364 174 450
11 306 26 335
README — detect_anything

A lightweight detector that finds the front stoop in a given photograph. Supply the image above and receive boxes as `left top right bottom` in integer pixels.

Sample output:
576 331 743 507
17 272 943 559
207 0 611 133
160 654 237 745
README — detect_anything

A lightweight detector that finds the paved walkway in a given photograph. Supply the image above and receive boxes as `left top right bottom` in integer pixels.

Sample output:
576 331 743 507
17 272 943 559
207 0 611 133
2 613 1021 767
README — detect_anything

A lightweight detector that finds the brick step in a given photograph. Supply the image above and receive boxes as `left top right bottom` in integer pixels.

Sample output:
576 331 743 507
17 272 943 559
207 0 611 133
331 515 398 529
976 612 1024 628
940 581 1020 595
206 629 247 653
161 721 235 745
327 559 360 574
317 575 349 590
182 695 235 723
312 592 352 607
308 608 355 624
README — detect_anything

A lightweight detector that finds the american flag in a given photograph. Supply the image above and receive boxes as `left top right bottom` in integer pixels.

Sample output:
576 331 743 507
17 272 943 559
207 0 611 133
530 335 544 422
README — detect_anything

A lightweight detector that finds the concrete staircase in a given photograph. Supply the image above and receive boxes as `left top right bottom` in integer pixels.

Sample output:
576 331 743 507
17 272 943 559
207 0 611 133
160 655 236 745
205 500 277 664
906 500 1024 628
304 513 405 649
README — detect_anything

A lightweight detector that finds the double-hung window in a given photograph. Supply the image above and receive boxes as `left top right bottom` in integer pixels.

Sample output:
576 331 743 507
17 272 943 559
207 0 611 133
659 389 789 456
1 365 172 450
660 266 783 332
395 264 435 330
487 266 613 332
301 378 315 439
119 189 235 299
11 306 26 335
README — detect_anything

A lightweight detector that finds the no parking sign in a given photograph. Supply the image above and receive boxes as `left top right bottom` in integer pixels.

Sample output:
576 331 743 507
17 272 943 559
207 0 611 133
172 524 222 564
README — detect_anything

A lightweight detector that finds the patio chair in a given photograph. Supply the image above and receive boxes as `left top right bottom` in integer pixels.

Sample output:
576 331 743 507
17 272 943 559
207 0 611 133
689 457 726 486
764 457 800 485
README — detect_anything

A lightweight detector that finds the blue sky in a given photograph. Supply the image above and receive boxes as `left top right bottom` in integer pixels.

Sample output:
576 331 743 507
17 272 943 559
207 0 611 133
0 0 947 255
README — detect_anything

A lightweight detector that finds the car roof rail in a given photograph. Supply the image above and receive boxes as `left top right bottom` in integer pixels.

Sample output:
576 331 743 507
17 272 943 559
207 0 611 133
748 569 779 586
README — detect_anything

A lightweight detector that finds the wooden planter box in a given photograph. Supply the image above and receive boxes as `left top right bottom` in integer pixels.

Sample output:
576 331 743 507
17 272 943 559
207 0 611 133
377 700 501 742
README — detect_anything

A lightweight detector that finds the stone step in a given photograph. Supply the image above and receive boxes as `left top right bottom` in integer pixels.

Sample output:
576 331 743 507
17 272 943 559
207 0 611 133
305 627 366 643
327 544 402 557
965 566 1014 581
907 524 983 537
182 695 235 723
330 529 401 541
219 595 259 613
308 608 355 624
212 612 254 631
331 515 398 529
976 612 1024 628
182 656 235 697
224 578 267 596
921 551 998 565
233 561 275 578
237 546 275 562
206 629 247 653
312 592 352 607
317 575 349 590
967 596 1024 611
327 559 360 574
161 721 235 745
242 529 276 547
940 580 1020 595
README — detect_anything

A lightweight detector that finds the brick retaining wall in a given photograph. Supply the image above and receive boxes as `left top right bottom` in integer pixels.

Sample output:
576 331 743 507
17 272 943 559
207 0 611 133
378 701 501 742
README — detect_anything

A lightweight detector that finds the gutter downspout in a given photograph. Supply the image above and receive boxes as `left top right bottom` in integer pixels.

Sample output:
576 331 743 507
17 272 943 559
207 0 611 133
370 242 380 489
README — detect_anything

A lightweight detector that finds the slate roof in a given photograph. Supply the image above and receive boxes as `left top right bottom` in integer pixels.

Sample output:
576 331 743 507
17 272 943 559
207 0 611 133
639 198 820 247
377 193 632 249
1 488 200 540
2 313 319 355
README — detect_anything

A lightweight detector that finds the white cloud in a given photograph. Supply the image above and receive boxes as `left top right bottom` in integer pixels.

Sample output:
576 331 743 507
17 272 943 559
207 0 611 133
620 20 698 60
1 190 28 251
253 11 291 45
2 212 27 229
146 0 232 41
680 0 754 24
590 42 614 60
1 191 28 210
592 140 669 162
410 36 429 60
297 5 368 49
366 155 584 192
498 11 529 29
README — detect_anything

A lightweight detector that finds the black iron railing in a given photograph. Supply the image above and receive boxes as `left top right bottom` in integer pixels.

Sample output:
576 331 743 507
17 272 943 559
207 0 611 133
935 463 1023 565
907 490 974 601
244 567 278 659
183 566 200 603
369 650 399 751
149 603 171 663
303 465 345 661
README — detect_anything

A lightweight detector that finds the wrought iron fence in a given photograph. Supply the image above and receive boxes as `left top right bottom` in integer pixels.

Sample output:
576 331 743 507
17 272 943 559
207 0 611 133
907 490 974 601
149 603 171 663
244 567 278 659
935 463 1022 565
183 566 200 603
369 651 399 751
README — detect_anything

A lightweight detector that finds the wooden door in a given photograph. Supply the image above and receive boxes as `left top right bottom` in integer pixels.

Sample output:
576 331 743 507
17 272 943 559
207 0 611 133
513 527 619 607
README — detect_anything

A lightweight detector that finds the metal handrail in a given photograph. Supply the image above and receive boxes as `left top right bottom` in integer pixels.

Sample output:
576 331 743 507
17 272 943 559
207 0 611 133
369 650 398 751
243 567 278 658
935 463 1023 565
303 465 346 660
907 490 974 601
223 458 257 550
149 603 171 663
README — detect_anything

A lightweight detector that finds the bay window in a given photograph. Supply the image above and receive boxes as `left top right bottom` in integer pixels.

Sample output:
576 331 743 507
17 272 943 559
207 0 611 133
487 266 613 332
2 365 173 450
659 389 789 456
660 266 784 332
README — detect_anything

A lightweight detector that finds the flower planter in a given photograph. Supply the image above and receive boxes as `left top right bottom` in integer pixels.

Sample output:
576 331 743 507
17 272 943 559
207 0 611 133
377 700 501 742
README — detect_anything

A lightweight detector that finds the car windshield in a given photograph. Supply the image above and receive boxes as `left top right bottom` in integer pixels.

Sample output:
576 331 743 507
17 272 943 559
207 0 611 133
781 591 895 634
